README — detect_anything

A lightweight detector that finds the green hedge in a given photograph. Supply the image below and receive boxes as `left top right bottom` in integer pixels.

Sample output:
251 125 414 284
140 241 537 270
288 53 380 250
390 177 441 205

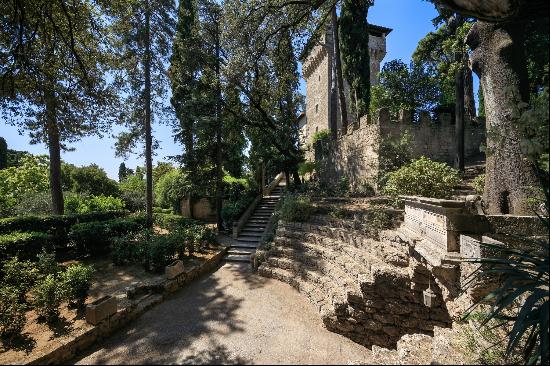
153 213 200 231
0 232 54 262
0 211 126 235
69 215 148 257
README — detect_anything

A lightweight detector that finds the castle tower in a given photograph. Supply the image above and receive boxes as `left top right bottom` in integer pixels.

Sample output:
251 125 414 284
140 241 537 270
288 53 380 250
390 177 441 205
299 23 392 147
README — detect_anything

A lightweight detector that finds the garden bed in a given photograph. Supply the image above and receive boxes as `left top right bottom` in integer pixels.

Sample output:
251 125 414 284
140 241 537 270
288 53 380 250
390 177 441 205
0 245 227 365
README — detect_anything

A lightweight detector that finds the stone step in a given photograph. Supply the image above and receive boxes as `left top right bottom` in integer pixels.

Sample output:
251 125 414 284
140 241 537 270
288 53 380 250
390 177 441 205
228 248 255 255
231 242 259 249
236 237 261 243
258 264 333 317
247 220 268 225
241 227 266 232
267 252 363 303
225 254 251 263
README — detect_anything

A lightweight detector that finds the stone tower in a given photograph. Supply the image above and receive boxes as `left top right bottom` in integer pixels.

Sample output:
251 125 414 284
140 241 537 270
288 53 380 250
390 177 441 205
299 23 392 146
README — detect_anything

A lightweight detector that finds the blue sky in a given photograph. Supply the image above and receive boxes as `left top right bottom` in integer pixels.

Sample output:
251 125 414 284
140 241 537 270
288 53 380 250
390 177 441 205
0 0 445 180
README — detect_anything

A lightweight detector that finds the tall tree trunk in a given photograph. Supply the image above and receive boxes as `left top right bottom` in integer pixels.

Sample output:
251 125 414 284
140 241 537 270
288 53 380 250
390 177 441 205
331 7 348 135
45 82 64 215
214 20 223 231
463 67 476 121
144 1 153 224
455 61 465 171
467 21 539 214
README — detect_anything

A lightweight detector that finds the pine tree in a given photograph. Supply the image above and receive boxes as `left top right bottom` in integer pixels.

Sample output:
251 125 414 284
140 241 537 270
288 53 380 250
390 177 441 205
110 0 176 223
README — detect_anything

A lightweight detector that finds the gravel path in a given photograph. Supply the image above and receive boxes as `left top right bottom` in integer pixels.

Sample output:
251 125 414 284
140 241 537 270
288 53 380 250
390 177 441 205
74 262 373 365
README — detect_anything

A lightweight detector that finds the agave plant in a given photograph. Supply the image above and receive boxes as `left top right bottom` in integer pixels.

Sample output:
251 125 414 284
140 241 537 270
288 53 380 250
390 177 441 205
463 169 549 365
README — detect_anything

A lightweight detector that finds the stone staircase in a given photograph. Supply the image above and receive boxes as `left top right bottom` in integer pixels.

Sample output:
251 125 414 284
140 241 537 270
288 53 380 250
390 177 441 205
453 162 485 198
224 182 286 263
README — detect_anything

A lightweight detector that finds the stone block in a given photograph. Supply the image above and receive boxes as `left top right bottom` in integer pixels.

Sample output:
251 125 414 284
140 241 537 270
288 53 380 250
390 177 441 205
165 260 185 280
86 295 117 325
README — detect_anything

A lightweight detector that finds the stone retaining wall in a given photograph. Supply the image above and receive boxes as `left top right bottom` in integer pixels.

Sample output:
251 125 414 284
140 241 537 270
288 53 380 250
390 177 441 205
256 217 452 348
26 247 228 365
314 108 486 191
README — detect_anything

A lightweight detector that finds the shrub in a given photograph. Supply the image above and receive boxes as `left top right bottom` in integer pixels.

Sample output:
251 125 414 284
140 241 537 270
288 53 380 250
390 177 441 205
0 286 27 339
223 174 257 202
60 264 94 307
64 194 125 214
277 195 313 222
141 234 177 272
1 257 39 302
378 132 413 186
13 191 52 216
220 196 255 230
472 174 485 195
36 249 60 278
154 169 190 210
153 207 173 214
69 215 147 257
311 129 332 144
383 156 461 199
153 213 199 232
111 234 140 265
0 231 53 262
297 161 317 180
32 274 63 322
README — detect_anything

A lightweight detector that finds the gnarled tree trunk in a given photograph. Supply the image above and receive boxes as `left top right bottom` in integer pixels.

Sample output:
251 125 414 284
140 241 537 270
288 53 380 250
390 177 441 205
466 21 539 214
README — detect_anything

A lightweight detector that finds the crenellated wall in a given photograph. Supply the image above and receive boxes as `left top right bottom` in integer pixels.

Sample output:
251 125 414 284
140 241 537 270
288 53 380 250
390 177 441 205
314 108 486 191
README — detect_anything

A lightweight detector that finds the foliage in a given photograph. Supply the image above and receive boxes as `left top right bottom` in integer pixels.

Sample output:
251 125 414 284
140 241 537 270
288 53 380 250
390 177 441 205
60 264 94 307
119 174 147 212
154 169 190 211
36 250 60 278
220 196 255 230
140 233 177 272
64 195 125 214
311 129 332 145
339 0 373 118
32 274 63 322
0 232 53 263
277 194 312 222
297 161 317 180
378 131 413 186
361 207 397 239
62 164 120 197
369 59 441 118
463 235 549 365
111 234 140 266
69 216 147 257
13 191 53 216
0 155 49 217
153 213 200 231
0 286 27 340
472 174 486 195
383 157 461 199
1 257 39 302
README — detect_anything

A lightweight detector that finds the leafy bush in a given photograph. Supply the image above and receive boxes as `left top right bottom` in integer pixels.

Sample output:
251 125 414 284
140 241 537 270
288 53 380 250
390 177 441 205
111 234 140 265
153 213 199 231
153 207 173 214
0 286 27 339
140 234 177 272
297 161 317 180
0 211 125 235
32 274 64 322
119 174 146 212
69 215 147 257
277 195 313 222
378 132 413 186
223 174 257 202
220 196 255 230
1 257 39 302
0 231 53 262
311 129 332 144
64 194 125 214
36 249 60 278
154 169 190 211
383 156 461 199
472 174 485 195
13 191 52 216
60 264 94 307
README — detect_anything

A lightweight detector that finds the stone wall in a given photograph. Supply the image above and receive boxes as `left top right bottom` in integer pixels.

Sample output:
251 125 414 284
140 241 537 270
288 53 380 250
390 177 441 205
315 108 486 191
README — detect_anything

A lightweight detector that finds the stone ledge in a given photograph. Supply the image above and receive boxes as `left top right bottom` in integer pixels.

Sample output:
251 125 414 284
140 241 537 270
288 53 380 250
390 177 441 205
25 246 228 365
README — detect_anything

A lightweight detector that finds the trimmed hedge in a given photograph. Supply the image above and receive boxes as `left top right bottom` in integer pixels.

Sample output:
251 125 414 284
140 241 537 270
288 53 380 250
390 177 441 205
0 211 126 235
0 231 54 262
69 215 148 257
153 213 199 231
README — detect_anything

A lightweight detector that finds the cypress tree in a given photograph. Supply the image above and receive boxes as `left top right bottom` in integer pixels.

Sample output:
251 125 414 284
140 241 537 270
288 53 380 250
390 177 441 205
0 137 7 170
339 0 373 119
